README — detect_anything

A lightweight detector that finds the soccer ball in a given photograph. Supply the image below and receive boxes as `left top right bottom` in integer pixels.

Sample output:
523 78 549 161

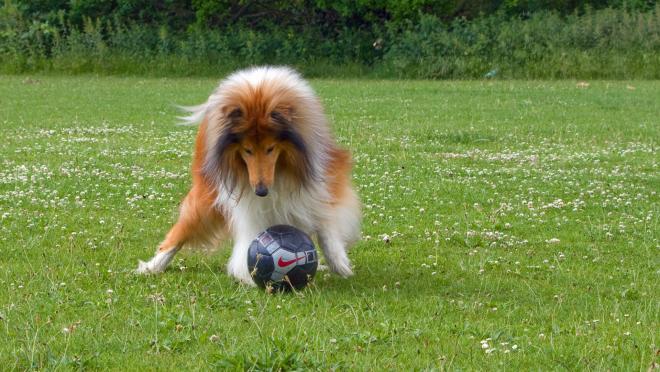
247 225 318 291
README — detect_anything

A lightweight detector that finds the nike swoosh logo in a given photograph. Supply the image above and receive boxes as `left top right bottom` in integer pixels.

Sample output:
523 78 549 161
278 256 304 267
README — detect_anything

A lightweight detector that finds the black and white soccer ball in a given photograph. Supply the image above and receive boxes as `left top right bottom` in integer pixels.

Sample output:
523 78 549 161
247 225 318 291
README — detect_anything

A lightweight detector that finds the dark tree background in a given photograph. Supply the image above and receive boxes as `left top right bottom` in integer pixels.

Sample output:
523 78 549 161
14 0 657 32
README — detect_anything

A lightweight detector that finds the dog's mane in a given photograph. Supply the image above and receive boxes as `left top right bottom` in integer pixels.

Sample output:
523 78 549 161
180 66 333 198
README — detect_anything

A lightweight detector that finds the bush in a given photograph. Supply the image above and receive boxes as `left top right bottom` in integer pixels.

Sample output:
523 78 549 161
0 2 658 79
381 7 660 79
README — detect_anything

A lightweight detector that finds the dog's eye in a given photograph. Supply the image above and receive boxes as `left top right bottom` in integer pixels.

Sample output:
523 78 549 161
228 108 242 119
270 111 289 125
266 146 274 154
244 149 253 155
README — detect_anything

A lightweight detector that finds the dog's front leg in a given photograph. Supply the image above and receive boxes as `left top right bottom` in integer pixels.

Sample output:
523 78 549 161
137 221 189 275
227 240 256 286
317 229 353 278
136 245 181 274
136 184 223 274
226 222 258 286
316 194 361 277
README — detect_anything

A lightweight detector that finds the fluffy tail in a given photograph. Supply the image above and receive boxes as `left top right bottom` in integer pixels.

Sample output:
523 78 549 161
177 102 210 125
177 90 224 125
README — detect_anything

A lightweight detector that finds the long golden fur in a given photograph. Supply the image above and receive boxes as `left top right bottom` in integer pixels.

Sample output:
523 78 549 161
137 66 361 285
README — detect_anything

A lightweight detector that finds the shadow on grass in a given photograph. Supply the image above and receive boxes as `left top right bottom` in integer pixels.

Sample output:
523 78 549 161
135 241 491 302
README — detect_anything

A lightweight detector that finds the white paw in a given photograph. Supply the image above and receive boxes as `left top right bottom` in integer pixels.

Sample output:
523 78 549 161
135 250 177 274
230 268 256 286
317 264 329 271
329 260 353 278
237 274 257 287
227 260 256 286
135 259 162 274
136 260 148 274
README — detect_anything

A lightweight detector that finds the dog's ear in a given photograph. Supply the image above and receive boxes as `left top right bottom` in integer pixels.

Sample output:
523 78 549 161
278 105 294 120
222 106 243 121
270 105 294 126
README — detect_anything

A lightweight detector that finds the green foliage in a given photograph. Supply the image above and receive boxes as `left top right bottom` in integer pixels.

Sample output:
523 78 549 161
0 0 658 78
16 0 655 29
383 8 660 78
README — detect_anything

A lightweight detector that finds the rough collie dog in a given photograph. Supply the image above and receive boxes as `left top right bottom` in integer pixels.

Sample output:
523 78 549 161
136 66 361 285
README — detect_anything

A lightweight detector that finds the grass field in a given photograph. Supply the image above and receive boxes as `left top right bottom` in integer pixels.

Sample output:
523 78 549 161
0 76 658 370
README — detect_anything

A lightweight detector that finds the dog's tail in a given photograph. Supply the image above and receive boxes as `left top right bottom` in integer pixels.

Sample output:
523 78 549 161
177 93 222 126
177 103 205 125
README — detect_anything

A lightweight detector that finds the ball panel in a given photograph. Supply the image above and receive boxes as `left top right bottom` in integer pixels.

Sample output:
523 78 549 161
270 270 285 282
252 254 275 286
285 266 311 290
256 231 282 255
247 240 276 289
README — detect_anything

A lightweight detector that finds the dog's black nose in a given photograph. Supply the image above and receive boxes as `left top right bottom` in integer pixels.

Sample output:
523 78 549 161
255 183 268 197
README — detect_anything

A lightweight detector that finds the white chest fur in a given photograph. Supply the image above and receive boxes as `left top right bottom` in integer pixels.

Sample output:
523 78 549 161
217 179 330 239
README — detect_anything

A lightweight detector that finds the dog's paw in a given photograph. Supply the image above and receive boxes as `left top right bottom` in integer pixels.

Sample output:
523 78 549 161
234 272 257 287
135 250 178 274
135 258 168 275
227 262 257 286
317 264 329 272
135 260 158 275
329 261 353 278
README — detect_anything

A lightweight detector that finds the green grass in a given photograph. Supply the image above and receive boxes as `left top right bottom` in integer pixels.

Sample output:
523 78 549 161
0 76 658 370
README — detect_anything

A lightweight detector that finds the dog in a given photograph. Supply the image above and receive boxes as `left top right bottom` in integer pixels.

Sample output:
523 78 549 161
136 66 361 285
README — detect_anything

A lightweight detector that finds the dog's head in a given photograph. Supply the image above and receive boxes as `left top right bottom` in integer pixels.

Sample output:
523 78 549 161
215 105 311 197
201 68 322 198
